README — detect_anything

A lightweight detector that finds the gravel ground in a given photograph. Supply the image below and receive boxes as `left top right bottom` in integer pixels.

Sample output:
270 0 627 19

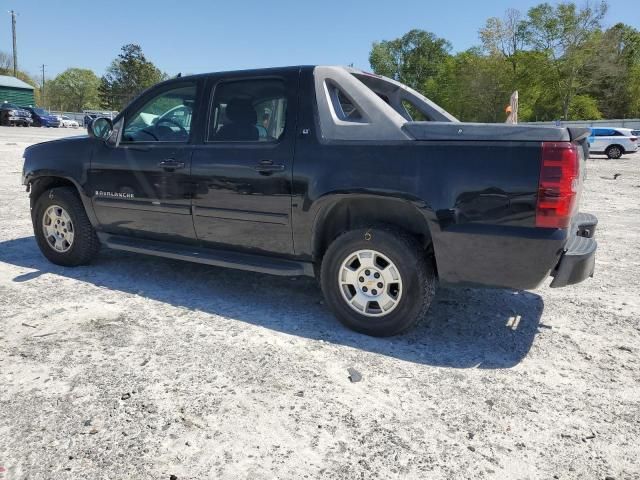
0 126 639 480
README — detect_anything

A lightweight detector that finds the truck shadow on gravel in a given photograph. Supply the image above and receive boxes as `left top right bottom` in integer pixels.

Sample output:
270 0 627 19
1 236 544 369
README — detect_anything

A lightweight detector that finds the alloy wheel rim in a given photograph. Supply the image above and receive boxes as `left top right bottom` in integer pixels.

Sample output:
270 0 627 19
338 249 403 317
42 205 74 253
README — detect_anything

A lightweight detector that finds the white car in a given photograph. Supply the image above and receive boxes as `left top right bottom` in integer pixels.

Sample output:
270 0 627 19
588 127 638 159
59 115 79 128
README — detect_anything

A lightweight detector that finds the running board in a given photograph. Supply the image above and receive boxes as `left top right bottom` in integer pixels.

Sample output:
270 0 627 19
97 233 315 277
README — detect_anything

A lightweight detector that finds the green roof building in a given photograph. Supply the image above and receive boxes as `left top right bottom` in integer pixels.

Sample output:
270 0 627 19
0 75 35 106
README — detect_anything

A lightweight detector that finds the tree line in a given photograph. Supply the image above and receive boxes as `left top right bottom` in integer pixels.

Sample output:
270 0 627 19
370 1 640 122
2 1 638 121
1 44 165 112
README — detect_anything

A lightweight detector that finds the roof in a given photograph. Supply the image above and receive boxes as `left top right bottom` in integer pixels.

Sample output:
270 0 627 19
0 75 35 90
173 65 315 83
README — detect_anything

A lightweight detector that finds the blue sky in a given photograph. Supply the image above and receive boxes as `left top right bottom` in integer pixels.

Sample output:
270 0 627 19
2 0 638 80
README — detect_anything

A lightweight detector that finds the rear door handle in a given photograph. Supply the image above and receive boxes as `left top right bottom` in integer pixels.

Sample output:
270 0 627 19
158 159 185 171
254 160 285 174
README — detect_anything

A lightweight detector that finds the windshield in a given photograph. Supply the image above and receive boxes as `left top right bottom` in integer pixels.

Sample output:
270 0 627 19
34 108 49 115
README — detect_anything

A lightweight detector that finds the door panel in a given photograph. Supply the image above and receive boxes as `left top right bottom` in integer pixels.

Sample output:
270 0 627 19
89 80 200 243
90 144 196 243
191 145 293 253
190 73 298 255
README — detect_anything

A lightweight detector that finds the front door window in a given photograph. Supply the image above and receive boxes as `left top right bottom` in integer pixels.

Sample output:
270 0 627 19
123 84 196 143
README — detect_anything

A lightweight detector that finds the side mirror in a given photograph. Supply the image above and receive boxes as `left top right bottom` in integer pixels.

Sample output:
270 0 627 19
87 117 113 140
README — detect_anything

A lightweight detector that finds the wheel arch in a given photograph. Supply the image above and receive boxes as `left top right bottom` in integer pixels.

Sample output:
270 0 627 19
311 194 436 264
606 144 625 154
28 175 98 226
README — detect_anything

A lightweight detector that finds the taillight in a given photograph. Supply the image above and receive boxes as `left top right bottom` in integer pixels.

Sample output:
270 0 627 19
536 141 580 228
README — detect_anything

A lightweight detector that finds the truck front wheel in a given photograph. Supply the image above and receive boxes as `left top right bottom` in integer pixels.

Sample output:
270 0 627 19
33 187 100 266
320 228 436 336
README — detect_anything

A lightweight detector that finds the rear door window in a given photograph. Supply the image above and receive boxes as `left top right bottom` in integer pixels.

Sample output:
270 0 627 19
208 78 287 142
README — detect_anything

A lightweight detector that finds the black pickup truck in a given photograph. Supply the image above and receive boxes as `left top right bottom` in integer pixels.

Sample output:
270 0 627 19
22 66 597 336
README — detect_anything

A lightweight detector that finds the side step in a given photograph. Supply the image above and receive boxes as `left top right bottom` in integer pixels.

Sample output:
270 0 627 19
97 233 315 277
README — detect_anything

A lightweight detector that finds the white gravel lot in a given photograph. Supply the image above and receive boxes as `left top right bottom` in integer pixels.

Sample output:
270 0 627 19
0 126 639 480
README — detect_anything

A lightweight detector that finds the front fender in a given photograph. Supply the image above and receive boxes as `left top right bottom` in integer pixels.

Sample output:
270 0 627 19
23 136 98 226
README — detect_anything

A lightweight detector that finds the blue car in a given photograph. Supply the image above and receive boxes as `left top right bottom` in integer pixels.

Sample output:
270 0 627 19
23 107 61 128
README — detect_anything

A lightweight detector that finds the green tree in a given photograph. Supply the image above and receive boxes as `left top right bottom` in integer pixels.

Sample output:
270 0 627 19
568 94 602 119
629 65 640 117
369 29 451 98
367 1 637 122
584 23 640 118
524 1 608 119
479 8 528 73
99 44 166 110
46 68 100 111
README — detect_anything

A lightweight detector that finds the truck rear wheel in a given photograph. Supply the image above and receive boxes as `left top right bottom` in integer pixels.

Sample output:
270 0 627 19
33 187 100 266
320 228 436 336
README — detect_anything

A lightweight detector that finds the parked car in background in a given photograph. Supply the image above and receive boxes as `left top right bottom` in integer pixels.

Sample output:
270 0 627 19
0 102 32 127
588 127 638 159
23 107 61 128
59 115 79 128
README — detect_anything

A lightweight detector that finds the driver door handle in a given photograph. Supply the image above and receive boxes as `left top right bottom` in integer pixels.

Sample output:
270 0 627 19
254 160 285 174
158 159 185 171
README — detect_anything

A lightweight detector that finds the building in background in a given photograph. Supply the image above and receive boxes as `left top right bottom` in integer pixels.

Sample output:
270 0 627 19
0 75 35 106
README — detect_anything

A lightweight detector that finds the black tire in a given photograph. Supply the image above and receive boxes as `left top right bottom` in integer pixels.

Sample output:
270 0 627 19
320 228 436 337
33 187 100 266
606 145 623 159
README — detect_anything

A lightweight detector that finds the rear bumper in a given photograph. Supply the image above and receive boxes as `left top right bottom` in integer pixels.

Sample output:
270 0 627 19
550 212 597 288
433 212 597 290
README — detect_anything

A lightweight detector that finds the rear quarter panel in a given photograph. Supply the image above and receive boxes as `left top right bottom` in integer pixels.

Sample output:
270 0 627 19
292 136 566 289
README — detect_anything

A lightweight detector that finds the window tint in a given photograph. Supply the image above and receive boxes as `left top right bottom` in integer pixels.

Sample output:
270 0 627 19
327 83 363 122
123 84 196 142
209 78 287 142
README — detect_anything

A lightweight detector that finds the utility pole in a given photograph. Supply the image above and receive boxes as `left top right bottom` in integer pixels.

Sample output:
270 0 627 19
41 64 46 106
10 10 18 76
